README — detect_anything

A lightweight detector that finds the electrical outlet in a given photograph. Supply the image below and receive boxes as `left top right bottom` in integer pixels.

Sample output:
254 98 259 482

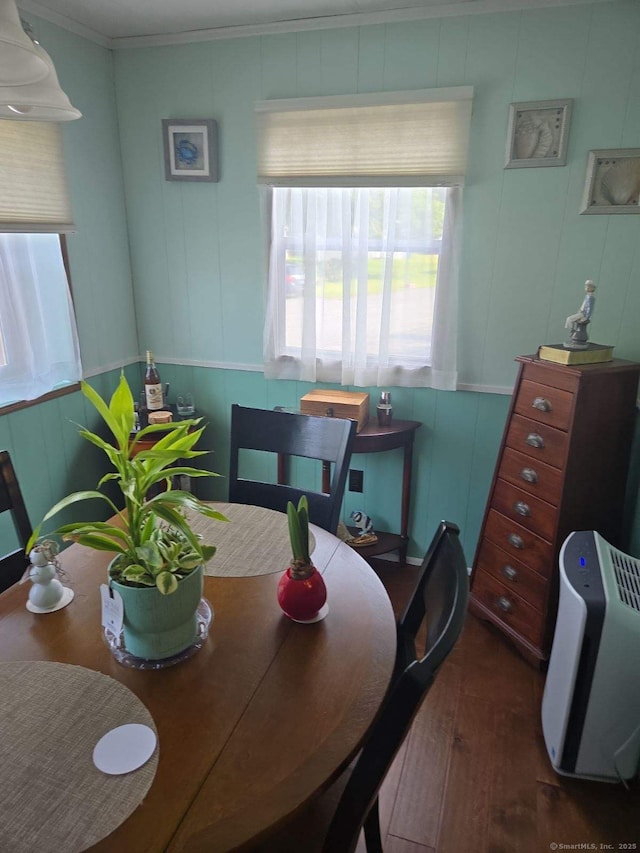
349 469 364 492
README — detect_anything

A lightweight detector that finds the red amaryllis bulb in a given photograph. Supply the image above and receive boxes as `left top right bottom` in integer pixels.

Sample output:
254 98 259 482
277 565 327 621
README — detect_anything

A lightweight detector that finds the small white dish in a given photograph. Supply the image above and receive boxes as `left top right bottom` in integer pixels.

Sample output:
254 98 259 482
289 602 329 624
26 587 74 614
93 723 157 775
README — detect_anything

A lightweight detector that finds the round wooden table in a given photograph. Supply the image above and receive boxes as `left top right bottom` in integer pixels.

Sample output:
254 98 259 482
0 505 396 852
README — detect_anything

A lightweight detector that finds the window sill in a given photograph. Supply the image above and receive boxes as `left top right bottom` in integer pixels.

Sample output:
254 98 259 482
0 382 81 417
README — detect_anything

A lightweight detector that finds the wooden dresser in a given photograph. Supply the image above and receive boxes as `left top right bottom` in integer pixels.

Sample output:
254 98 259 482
470 354 640 667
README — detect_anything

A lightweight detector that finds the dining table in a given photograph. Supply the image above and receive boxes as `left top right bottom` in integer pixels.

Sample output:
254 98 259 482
0 502 397 853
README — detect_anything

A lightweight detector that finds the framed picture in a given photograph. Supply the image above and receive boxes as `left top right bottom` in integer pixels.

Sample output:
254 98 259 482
162 119 218 182
580 148 640 214
505 99 572 169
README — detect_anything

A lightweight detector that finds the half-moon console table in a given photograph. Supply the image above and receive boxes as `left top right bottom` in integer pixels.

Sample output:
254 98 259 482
345 420 422 566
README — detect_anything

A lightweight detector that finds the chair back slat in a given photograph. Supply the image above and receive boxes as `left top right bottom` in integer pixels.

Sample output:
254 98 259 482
228 405 356 534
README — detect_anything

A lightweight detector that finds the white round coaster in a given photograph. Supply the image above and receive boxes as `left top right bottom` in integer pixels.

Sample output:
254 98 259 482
93 723 157 775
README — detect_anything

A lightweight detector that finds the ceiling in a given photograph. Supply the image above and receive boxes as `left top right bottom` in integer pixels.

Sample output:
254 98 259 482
18 0 611 47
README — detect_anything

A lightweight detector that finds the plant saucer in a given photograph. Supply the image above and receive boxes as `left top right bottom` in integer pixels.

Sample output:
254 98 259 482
289 602 329 624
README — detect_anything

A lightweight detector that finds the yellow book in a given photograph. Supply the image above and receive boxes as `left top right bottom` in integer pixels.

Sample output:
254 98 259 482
537 343 614 365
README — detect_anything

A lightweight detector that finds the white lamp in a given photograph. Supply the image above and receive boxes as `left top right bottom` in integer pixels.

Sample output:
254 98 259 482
0 0 81 121
0 41 82 120
0 0 48 85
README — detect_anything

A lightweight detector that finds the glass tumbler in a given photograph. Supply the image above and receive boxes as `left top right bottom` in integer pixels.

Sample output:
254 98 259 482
176 393 195 419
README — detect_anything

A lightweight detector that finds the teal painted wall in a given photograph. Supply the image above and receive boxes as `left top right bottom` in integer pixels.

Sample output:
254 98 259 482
114 2 640 388
3 3 640 566
29 19 139 374
112 1 640 560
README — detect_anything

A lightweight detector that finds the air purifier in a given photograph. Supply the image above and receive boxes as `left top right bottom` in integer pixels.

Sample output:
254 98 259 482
542 530 640 782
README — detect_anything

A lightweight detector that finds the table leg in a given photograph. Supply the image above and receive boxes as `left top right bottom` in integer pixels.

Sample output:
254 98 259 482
399 439 414 566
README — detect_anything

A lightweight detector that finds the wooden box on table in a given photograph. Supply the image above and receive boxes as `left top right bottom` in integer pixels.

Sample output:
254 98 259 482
300 390 370 432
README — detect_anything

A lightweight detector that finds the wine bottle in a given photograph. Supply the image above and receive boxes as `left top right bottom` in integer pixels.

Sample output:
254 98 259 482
144 350 163 411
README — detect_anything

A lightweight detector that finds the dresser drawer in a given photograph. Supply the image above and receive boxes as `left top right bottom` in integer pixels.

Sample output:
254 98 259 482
472 570 544 648
514 379 574 431
505 414 569 470
484 510 554 578
475 539 547 612
492 479 556 541
521 360 578 393
498 447 563 506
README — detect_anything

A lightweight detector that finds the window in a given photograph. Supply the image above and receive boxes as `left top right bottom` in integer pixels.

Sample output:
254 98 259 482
257 88 472 390
267 184 460 387
0 121 80 408
0 234 81 407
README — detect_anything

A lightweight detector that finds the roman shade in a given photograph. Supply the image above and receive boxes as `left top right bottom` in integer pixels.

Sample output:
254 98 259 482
0 119 74 232
256 86 474 187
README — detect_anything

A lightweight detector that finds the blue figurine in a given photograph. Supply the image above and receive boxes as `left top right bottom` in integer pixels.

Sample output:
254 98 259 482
350 510 373 536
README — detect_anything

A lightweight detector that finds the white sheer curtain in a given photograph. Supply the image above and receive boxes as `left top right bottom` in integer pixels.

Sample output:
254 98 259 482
264 186 462 390
0 233 81 406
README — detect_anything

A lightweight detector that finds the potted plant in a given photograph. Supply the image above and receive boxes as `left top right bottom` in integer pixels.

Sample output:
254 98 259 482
276 495 328 622
27 373 227 661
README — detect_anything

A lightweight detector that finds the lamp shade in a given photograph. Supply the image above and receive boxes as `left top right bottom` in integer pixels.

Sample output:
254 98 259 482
0 0 49 85
0 41 81 121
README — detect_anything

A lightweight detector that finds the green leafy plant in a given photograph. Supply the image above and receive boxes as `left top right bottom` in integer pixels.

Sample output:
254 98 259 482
286 495 313 579
27 374 227 595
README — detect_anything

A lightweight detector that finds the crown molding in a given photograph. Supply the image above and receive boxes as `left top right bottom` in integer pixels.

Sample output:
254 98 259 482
113 0 612 48
19 0 614 50
18 0 111 47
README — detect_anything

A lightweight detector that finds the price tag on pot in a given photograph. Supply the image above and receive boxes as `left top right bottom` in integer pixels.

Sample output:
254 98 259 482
100 584 124 635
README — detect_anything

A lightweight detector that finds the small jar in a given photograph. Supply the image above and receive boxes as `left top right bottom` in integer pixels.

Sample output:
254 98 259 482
377 391 393 427
148 410 173 425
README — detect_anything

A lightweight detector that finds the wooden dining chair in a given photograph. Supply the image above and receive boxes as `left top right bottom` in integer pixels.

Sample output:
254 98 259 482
228 404 357 534
254 520 469 853
0 450 33 594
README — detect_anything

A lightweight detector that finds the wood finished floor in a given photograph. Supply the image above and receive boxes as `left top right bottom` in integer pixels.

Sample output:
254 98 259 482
365 559 640 853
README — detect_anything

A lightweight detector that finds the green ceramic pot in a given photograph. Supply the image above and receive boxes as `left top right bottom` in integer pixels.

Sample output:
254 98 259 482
109 564 204 661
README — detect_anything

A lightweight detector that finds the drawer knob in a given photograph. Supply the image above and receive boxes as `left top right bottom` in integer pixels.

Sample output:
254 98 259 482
520 467 538 484
532 396 552 412
497 596 513 613
514 500 531 517
525 432 545 449
502 565 518 581
508 532 524 549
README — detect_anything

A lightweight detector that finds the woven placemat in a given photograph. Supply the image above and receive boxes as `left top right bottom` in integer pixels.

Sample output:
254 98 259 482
188 503 315 578
0 661 158 853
